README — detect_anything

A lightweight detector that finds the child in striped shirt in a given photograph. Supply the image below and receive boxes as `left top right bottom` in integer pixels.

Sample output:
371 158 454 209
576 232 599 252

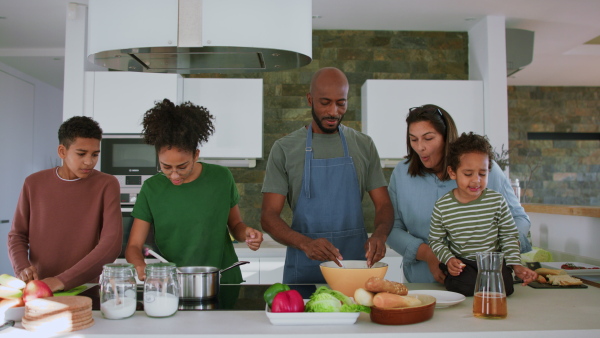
428 132 537 296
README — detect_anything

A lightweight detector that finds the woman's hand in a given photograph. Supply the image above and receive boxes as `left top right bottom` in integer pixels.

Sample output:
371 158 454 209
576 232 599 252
512 265 537 285
417 244 446 284
245 227 263 251
446 257 466 276
134 263 147 281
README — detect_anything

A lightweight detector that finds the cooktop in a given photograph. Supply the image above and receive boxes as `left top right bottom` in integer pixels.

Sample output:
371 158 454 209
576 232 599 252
80 284 317 311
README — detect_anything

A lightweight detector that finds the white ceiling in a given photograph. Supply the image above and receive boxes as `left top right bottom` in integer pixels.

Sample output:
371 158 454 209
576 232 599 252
1 0 599 89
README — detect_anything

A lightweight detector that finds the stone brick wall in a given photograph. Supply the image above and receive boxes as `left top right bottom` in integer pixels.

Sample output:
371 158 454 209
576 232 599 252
190 30 469 231
507 86 600 206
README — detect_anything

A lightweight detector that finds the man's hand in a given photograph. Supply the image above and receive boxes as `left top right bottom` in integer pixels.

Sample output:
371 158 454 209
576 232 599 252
365 235 386 267
18 265 38 284
447 257 466 276
245 227 264 251
300 238 343 265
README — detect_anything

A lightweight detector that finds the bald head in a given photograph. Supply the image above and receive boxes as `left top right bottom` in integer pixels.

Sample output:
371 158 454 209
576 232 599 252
309 67 349 95
307 67 349 134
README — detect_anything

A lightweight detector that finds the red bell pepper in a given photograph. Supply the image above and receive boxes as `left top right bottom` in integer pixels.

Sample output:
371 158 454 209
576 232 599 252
270 289 305 313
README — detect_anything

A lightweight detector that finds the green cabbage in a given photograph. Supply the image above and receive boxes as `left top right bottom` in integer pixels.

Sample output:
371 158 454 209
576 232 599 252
521 247 553 263
305 286 370 313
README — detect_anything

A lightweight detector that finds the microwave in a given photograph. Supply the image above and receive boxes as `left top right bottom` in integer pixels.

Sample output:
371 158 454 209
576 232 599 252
96 134 158 204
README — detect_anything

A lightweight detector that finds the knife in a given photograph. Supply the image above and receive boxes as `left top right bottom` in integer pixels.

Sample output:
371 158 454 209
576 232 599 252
0 320 15 332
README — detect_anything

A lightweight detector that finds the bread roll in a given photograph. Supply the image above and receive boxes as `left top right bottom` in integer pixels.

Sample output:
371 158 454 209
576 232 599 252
547 275 583 286
535 268 566 276
372 292 422 308
364 277 408 295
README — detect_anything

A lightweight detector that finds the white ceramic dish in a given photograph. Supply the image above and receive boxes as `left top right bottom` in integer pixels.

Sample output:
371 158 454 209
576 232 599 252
265 301 360 326
407 290 465 308
2 306 25 322
541 262 600 276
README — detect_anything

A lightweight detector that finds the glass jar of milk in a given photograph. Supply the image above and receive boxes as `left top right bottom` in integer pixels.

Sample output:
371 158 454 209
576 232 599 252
144 262 180 317
100 263 137 319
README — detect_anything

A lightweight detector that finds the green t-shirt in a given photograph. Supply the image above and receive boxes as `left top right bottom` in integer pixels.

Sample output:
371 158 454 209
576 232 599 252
132 162 242 284
261 125 387 210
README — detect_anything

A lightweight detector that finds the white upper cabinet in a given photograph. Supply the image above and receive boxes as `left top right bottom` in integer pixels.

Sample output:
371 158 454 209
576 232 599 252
84 72 262 161
86 71 181 134
183 78 263 159
361 80 484 163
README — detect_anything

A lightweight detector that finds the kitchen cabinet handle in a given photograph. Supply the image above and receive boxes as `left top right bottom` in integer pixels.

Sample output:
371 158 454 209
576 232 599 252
1 219 9 223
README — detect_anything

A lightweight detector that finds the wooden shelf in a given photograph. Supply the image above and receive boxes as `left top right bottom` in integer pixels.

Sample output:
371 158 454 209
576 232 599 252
523 204 600 218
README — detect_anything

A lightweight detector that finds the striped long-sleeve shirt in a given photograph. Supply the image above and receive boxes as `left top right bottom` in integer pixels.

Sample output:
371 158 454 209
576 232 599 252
428 188 521 266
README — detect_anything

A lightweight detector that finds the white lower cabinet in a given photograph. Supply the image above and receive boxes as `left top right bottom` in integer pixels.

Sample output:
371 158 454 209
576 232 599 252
258 257 285 284
236 257 285 284
380 256 405 283
237 257 260 284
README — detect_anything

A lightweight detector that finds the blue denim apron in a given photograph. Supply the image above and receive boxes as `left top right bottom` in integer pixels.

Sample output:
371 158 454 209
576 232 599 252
283 125 368 284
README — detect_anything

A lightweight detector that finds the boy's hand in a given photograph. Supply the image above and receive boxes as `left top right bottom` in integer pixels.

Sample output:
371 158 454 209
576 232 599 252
18 265 39 284
245 227 263 251
447 257 466 276
512 265 537 285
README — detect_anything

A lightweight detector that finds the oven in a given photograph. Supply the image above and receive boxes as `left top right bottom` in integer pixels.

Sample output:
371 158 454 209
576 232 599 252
120 206 160 259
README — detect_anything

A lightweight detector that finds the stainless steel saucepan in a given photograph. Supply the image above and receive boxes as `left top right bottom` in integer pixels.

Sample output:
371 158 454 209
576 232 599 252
177 261 249 301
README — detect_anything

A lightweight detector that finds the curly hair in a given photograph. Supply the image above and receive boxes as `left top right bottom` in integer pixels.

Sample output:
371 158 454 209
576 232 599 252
404 104 458 181
447 132 494 172
141 99 215 153
58 116 102 148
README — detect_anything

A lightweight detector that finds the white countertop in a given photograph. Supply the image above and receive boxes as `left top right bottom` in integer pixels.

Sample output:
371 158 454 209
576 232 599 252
4 283 599 338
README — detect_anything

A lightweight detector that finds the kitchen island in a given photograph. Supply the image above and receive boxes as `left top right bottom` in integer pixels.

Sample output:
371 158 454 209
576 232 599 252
3 283 599 338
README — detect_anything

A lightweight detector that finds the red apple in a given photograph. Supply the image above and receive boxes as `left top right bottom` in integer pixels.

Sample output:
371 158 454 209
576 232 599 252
22 280 53 303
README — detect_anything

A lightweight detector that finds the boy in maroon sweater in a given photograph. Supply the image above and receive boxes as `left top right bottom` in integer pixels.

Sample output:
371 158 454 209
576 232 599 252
8 116 122 292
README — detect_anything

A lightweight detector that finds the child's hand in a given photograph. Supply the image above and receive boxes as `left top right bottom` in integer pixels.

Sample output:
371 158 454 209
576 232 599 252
512 265 537 285
245 227 263 251
447 257 466 276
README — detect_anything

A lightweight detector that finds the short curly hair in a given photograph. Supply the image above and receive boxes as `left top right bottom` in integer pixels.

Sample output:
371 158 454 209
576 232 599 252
142 99 215 154
447 132 494 172
58 116 102 148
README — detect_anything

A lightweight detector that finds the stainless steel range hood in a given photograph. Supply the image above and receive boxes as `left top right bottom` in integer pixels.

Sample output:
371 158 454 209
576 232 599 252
87 0 312 74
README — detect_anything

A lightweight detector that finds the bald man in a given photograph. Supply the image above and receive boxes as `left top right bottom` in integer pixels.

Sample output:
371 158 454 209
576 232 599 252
261 67 393 283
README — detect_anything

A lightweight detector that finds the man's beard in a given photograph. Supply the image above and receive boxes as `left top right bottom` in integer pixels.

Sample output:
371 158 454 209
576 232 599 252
311 106 343 134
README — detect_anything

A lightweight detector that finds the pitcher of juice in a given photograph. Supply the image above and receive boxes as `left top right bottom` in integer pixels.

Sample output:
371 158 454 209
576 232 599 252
473 252 507 319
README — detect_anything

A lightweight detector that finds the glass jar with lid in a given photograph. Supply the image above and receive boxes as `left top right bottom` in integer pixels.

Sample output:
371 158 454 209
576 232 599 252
144 262 179 317
100 263 137 319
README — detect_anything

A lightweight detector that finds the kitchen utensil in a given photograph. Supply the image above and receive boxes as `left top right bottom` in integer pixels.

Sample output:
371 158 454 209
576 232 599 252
319 260 388 297
473 252 507 319
370 294 436 325
0 320 15 332
146 249 169 263
178 261 250 301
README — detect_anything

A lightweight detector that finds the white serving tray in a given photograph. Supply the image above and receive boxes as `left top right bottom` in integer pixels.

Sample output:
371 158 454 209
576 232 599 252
265 302 360 326
541 262 600 276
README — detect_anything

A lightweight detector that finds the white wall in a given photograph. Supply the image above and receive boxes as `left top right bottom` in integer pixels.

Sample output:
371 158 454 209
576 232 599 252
528 212 600 266
0 61 63 274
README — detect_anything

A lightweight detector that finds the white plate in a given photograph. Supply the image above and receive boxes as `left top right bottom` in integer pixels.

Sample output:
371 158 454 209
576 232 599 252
265 301 360 326
541 262 600 276
407 290 466 308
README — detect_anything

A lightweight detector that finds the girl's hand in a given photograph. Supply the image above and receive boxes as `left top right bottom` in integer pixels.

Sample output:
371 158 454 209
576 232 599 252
512 265 537 285
447 257 466 276
245 227 263 251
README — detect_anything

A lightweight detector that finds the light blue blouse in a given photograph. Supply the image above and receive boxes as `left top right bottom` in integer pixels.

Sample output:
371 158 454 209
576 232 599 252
387 160 532 283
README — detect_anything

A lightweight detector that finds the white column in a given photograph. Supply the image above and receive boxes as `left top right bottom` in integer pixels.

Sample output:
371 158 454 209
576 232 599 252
468 16 509 160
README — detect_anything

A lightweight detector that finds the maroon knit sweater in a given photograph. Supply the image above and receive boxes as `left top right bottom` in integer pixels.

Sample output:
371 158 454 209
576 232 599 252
8 168 122 290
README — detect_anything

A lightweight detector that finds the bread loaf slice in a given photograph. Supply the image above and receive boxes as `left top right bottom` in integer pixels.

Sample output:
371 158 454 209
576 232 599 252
547 275 583 286
535 268 566 276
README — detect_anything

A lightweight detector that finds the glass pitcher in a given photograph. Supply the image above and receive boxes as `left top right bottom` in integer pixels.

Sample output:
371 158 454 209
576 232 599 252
473 252 507 319
144 262 180 317
100 263 137 319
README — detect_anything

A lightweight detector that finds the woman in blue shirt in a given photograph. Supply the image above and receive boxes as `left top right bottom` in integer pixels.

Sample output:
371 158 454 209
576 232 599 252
387 105 531 284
